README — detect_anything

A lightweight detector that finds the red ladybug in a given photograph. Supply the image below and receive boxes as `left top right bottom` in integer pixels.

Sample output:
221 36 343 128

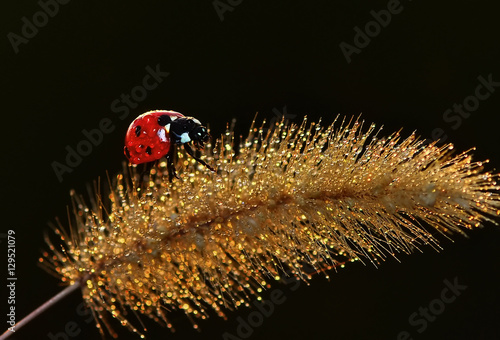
124 110 214 179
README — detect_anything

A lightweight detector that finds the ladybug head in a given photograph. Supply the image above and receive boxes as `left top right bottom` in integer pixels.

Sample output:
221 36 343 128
189 124 210 148
169 117 210 149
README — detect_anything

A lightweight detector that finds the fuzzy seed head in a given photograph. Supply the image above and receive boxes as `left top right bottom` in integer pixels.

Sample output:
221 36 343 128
41 116 500 337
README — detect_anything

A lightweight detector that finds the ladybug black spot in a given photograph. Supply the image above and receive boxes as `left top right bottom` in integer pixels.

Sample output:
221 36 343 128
124 146 131 159
157 115 172 126
146 146 152 155
135 125 142 137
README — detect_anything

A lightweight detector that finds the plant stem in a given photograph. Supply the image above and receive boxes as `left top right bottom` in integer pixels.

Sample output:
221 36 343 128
0 279 84 340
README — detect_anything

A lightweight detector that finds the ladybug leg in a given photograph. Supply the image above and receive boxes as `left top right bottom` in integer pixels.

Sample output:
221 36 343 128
136 161 157 188
183 143 215 172
166 146 180 182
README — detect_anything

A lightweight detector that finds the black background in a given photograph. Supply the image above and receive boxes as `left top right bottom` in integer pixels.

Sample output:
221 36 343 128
1 1 500 339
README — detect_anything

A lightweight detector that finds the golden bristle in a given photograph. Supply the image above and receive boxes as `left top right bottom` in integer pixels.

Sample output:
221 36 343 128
44 116 500 337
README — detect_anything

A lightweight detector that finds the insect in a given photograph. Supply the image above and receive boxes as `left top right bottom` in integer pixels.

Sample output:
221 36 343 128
124 110 215 180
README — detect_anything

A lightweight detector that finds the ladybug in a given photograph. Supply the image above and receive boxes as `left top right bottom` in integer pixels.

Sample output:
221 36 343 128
124 110 214 180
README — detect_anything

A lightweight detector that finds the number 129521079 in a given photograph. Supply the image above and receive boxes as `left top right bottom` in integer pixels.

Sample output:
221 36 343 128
7 230 15 276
